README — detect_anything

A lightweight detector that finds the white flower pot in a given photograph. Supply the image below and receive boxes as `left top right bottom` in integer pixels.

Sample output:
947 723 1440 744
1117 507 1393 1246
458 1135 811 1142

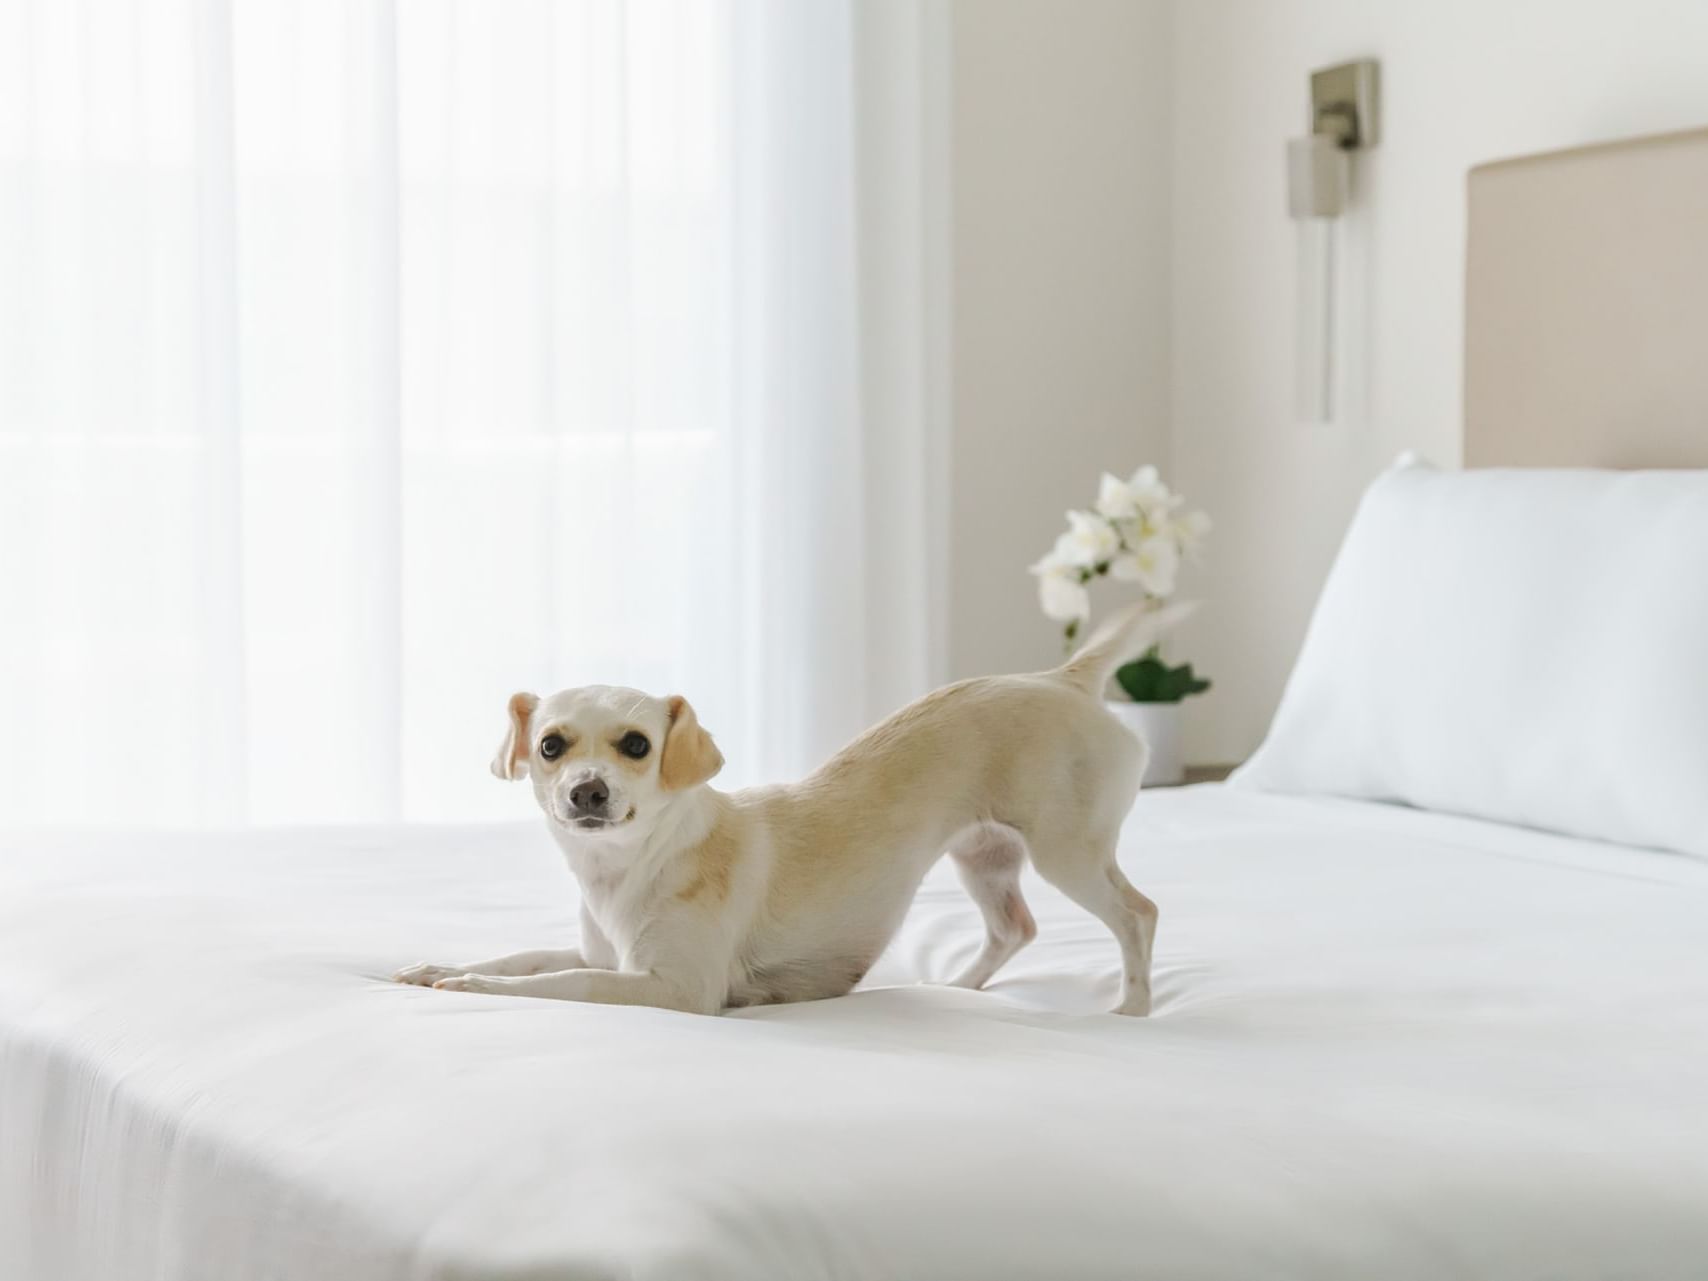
1105 699 1185 787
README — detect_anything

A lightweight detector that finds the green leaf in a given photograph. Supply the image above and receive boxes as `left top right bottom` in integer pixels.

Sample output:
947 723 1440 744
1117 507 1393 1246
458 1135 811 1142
1115 655 1212 704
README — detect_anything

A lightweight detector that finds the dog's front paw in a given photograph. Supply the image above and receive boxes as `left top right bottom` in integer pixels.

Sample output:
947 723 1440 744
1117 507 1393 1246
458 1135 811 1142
394 962 466 987
432 973 508 994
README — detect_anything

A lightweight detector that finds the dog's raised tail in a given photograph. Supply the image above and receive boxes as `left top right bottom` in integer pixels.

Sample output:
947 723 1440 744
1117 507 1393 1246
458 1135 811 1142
1053 600 1198 696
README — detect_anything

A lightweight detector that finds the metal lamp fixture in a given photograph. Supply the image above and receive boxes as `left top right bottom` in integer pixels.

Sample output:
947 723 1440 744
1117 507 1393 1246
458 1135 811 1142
1288 59 1378 423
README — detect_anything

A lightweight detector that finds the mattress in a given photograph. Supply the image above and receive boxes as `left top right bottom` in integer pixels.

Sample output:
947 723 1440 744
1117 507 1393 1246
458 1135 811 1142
3 785 1706 1280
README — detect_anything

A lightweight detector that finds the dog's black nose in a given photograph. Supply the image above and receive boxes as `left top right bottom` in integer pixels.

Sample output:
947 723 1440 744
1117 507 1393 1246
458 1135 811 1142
569 778 610 814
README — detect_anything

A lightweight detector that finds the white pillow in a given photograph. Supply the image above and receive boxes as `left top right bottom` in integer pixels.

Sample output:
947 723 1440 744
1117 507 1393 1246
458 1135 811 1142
1232 457 1708 858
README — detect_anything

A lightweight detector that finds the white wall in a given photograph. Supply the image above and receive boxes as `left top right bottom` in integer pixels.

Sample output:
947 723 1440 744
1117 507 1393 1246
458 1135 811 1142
1170 0 1708 763
947 0 1173 679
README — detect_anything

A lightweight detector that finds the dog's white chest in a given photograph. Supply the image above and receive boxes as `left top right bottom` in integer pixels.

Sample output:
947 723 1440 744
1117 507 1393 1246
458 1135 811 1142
561 849 668 963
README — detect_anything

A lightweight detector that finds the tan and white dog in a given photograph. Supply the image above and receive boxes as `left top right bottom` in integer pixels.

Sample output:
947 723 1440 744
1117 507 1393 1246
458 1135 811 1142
395 602 1192 1016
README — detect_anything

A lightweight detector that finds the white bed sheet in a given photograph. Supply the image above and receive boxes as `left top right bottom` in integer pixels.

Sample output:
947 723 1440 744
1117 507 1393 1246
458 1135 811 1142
3 786 1706 1281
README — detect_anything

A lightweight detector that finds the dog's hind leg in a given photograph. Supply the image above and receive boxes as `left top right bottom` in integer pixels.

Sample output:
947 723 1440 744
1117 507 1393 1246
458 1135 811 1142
1030 831 1158 1016
945 823 1038 991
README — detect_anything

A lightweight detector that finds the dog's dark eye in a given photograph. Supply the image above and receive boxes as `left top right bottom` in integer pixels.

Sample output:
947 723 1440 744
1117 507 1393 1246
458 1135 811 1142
538 733 567 760
618 731 651 760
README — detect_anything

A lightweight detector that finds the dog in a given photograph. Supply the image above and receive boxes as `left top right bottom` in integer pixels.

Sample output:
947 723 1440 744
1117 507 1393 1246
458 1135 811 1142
395 601 1192 1016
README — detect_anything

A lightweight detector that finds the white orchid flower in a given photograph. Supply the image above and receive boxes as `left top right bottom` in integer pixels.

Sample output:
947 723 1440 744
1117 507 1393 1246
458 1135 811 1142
1056 509 1120 568
1036 568 1091 622
1029 462 1207 634
1094 472 1141 521
1110 533 1180 597
1126 464 1173 513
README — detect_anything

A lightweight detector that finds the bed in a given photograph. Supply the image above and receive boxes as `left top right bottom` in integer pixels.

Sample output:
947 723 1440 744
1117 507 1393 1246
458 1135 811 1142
7 129 1708 1281
4 789 1707 1280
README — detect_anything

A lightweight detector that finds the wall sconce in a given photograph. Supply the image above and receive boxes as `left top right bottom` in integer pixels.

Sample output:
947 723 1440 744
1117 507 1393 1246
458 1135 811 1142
1287 59 1378 424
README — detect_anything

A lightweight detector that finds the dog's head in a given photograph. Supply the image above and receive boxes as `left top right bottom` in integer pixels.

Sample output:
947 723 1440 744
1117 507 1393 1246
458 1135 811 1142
490 685 723 839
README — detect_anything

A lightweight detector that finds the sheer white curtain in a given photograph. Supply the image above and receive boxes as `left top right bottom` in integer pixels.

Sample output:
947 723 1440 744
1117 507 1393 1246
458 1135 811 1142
0 0 942 826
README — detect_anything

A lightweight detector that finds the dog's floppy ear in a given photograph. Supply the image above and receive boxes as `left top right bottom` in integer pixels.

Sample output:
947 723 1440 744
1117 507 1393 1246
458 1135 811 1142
659 695 724 790
491 692 539 781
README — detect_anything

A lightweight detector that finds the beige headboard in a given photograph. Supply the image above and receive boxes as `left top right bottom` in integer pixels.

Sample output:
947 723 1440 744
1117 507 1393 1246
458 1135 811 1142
1464 126 1708 467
